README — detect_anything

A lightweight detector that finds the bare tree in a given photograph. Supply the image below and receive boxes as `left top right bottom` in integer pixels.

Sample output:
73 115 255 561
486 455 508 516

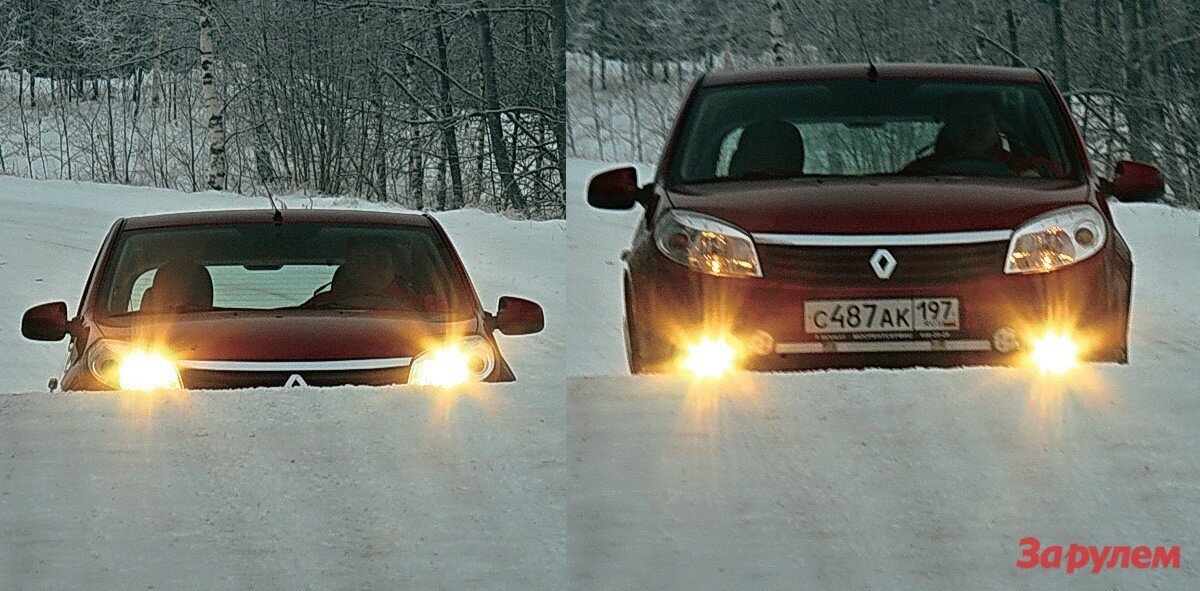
198 0 225 190
568 0 1200 207
0 0 565 218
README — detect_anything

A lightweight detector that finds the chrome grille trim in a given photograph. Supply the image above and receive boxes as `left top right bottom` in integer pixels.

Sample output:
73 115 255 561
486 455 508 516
178 357 413 372
752 230 1013 247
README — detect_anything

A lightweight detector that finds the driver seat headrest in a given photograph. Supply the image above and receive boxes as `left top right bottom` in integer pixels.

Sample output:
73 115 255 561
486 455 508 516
728 120 805 179
141 261 213 311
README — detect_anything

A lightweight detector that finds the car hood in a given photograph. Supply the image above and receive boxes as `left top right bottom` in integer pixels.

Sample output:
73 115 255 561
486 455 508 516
93 311 481 361
665 177 1094 234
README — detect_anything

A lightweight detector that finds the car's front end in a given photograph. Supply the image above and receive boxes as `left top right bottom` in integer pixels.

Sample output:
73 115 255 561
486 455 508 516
624 193 1132 375
61 312 511 390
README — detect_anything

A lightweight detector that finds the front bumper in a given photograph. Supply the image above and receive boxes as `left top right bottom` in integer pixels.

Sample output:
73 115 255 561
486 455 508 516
626 239 1131 371
61 350 517 390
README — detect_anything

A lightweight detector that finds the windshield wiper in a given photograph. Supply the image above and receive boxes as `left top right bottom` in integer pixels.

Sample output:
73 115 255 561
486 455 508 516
687 171 807 184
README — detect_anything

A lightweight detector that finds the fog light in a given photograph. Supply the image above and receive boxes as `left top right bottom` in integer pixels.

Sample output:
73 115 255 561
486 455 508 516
680 337 738 379
992 327 1019 353
1074 227 1095 247
1029 332 1079 375
118 351 182 391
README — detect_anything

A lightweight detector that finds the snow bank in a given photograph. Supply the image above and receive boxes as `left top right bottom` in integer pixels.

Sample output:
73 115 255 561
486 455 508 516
2 384 563 589
566 159 1200 588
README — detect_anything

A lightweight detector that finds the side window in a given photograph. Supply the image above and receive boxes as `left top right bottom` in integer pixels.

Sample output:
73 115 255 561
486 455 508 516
128 269 157 312
714 128 745 178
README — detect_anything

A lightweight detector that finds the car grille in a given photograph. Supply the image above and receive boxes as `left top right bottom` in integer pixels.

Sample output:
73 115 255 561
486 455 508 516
756 241 1009 287
179 367 410 389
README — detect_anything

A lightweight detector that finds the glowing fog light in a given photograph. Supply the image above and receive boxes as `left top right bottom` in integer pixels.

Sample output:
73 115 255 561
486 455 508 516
680 336 738 379
1029 332 1079 376
117 351 182 391
409 336 495 388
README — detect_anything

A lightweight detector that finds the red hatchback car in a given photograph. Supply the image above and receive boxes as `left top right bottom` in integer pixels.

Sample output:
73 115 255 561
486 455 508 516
588 64 1162 375
21 209 544 390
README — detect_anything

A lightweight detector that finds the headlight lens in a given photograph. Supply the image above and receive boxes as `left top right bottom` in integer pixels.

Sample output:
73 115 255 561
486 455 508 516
409 335 495 387
1005 205 1107 274
87 339 181 390
655 209 761 278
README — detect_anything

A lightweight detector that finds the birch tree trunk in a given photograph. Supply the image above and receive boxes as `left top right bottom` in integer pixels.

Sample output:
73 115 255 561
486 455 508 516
198 0 226 191
402 26 424 208
769 0 785 66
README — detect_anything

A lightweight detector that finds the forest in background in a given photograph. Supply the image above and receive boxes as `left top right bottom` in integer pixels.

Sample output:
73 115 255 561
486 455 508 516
567 0 1200 207
0 0 567 219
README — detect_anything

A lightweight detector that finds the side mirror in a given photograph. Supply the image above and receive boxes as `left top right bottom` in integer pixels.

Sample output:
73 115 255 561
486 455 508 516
493 296 544 336
588 166 646 210
22 301 69 341
1106 160 1164 202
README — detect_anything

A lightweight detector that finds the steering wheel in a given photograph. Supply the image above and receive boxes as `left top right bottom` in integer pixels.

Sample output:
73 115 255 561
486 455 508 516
925 157 1017 177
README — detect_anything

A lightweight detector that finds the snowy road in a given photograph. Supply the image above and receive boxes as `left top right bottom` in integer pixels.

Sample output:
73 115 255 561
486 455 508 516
0 177 565 589
567 159 1200 589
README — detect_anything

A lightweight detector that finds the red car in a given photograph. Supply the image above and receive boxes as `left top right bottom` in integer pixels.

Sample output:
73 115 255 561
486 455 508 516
21 209 544 390
588 64 1163 376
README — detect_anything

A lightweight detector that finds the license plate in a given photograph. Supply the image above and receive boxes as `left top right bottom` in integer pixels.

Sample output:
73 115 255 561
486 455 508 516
804 298 960 334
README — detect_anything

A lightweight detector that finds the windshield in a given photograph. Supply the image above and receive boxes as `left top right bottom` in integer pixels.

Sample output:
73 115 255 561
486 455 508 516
670 79 1079 184
97 223 475 319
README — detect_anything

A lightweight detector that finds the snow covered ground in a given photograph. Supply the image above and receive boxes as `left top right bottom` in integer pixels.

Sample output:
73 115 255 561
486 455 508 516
567 159 1200 589
0 177 564 589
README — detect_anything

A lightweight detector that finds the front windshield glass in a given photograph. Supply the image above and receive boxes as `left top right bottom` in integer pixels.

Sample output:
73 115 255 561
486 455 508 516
97 223 475 318
670 79 1079 184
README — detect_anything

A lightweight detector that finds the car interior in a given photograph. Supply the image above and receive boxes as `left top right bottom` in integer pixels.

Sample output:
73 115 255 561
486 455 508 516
676 79 1076 183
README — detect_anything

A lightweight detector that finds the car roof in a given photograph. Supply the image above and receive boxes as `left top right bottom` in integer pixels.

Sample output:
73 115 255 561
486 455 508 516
120 208 434 231
701 63 1045 87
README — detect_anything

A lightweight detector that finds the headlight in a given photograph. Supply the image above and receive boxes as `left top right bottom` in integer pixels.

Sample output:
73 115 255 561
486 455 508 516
409 335 495 387
654 209 761 278
1005 205 1107 274
87 339 181 391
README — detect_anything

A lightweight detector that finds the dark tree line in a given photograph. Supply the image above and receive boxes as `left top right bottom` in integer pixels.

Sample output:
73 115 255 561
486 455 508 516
568 0 1200 207
0 0 566 218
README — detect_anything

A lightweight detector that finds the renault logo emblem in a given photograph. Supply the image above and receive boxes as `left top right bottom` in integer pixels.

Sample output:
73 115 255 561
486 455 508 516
870 248 897 280
284 374 308 388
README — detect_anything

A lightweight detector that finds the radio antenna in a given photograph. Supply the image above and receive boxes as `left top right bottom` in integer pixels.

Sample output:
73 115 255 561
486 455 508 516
264 183 283 224
850 10 879 84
